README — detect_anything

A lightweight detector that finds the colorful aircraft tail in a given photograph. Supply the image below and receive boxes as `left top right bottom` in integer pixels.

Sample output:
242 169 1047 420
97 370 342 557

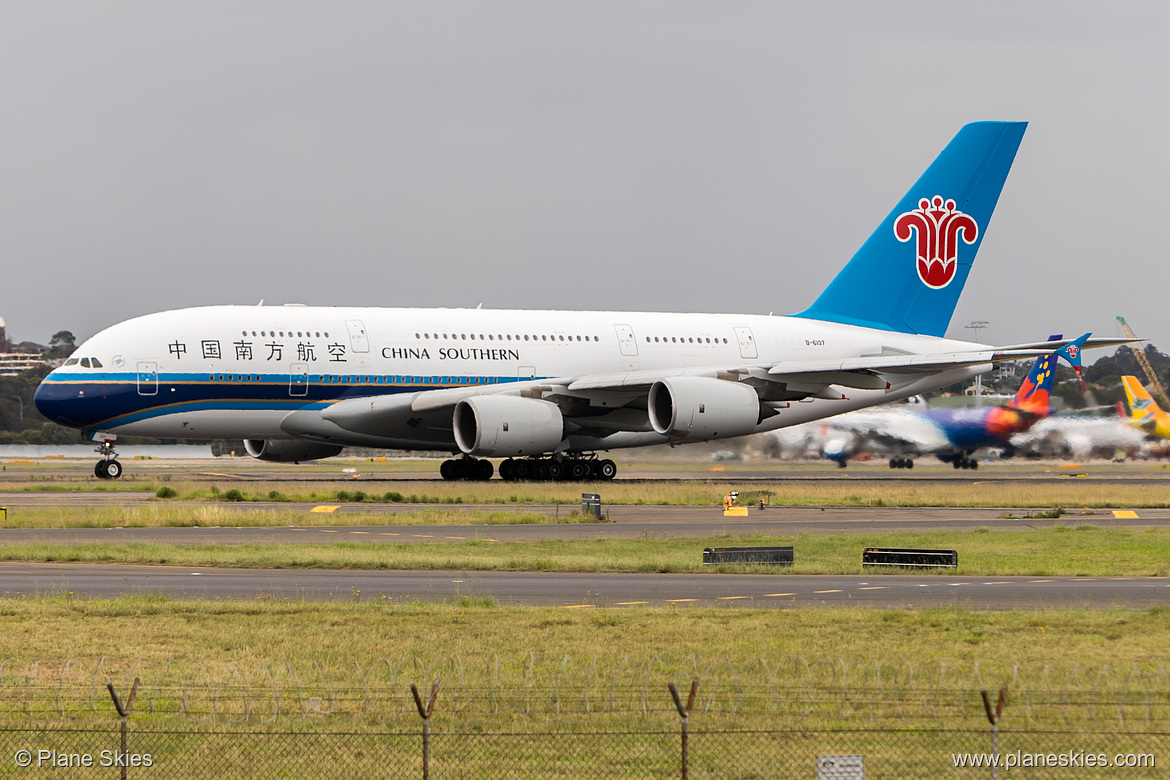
1007 334 1090 416
1122 376 1160 426
797 121 1027 337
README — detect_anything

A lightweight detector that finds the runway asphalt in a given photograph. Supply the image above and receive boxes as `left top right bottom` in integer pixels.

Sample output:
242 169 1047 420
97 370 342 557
0 562 1162 609
1 462 1167 610
2 504 1168 546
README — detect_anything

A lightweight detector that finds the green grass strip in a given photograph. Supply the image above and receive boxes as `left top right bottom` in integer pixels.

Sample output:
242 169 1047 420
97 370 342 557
7 525 1170 576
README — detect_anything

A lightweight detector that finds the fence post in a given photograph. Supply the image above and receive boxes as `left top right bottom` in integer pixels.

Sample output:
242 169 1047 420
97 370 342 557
980 683 1007 780
411 679 441 780
668 677 698 780
107 677 140 780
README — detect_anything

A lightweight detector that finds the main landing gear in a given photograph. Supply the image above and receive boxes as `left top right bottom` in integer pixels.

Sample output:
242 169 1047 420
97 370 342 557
939 453 978 470
888 457 914 469
93 440 123 480
438 455 618 482
439 456 495 482
497 456 616 483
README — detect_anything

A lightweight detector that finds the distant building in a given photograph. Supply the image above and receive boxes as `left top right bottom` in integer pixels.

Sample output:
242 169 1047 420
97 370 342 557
0 317 51 376
0 353 51 376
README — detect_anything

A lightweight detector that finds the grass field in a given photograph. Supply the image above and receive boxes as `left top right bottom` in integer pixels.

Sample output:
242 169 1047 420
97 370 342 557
5 474 1170 508
0 505 592 529
6 525 1169 576
1 597 1164 674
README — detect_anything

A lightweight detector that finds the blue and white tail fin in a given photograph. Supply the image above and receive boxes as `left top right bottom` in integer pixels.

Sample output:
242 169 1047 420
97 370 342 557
796 121 1027 337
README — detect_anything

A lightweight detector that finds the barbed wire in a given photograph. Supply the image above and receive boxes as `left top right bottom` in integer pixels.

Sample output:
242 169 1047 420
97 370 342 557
0 656 1166 727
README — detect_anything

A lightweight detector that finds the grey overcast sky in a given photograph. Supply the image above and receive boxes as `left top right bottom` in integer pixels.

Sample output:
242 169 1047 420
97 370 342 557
1 2 1167 352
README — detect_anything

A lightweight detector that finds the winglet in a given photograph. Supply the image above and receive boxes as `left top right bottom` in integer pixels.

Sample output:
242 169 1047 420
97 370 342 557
1054 333 1091 372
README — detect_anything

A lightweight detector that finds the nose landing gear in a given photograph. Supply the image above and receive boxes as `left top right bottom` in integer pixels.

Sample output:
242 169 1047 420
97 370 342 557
92 436 123 480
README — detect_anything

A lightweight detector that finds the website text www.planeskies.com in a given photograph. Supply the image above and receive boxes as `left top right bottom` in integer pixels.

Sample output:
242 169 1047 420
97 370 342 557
953 749 1154 771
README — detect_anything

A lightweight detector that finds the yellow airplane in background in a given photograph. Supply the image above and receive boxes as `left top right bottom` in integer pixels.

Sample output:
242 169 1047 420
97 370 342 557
1122 376 1170 439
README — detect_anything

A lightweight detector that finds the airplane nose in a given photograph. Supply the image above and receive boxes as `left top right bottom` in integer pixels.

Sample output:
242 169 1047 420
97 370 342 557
34 373 88 428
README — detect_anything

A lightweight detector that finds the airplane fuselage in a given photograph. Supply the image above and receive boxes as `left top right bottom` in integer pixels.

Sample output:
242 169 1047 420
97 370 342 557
35 304 986 449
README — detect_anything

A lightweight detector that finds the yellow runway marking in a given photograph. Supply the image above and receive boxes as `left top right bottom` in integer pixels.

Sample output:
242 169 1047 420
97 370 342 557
199 472 246 478
446 536 466 540
815 589 842 594
1109 577 1133 580
857 586 886 590
717 596 749 600
320 530 337 533
1113 510 1139 519
983 582 1012 585
1029 580 1053 583
563 604 595 609
380 533 398 536
764 593 795 597
414 535 433 538
669 599 698 603
310 505 340 513
350 531 368 534
615 601 647 605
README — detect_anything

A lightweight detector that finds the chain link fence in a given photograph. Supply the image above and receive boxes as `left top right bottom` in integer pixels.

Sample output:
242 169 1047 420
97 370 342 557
0 657 1164 777
0 724 1163 778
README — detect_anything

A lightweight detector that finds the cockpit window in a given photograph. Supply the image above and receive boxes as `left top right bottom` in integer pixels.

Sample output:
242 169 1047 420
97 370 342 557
80 358 91 368
90 358 103 368
64 358 79 367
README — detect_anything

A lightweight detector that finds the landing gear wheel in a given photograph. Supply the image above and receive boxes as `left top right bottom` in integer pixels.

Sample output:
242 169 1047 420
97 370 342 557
104 460 123 479
440 460 454 480
95 461 109 479
475 459 494 481
596 459 617 480
514 460 531 481
499 459 515 481
546 461 563 481
905 459 914 469
569 460 591 481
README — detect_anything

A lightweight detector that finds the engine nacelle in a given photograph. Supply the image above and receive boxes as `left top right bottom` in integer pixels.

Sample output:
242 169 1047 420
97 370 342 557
244 439 344 463
648 377 761 440
453 396 566 457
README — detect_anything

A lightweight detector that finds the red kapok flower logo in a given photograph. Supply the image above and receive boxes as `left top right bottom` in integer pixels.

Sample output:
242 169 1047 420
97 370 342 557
893 196 979 289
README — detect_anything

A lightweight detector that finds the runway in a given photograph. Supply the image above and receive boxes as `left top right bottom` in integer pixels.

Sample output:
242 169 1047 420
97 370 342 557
2 504 1168 546
0 562 1162 609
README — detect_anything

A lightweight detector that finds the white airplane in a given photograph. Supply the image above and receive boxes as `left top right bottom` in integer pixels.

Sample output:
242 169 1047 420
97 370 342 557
33 121 1128 481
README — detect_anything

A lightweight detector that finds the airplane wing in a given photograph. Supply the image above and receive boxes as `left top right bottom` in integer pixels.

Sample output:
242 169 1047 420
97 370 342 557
316 342 1082 441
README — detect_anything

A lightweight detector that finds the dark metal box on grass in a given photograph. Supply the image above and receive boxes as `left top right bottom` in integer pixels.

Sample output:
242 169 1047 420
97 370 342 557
862 547 958 569
702 546 794 565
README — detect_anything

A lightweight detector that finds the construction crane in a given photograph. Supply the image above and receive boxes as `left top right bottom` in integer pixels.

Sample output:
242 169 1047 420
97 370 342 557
1116 316 1170 409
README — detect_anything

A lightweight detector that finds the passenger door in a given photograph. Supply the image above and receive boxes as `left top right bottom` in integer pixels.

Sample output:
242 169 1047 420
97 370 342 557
733 326 758 359
136 362 158 396
613 324 638 357
346 320 370 353
289 364 309 396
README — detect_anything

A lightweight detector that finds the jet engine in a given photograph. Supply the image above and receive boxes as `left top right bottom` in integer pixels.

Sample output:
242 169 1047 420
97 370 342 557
244 439 344 463
648 377 761 440
453 396 566 457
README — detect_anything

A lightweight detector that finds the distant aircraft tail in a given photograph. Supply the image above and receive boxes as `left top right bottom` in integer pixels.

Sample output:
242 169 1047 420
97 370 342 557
1122 375 1160 425
797 121 1027 337
1007 334 1089 416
